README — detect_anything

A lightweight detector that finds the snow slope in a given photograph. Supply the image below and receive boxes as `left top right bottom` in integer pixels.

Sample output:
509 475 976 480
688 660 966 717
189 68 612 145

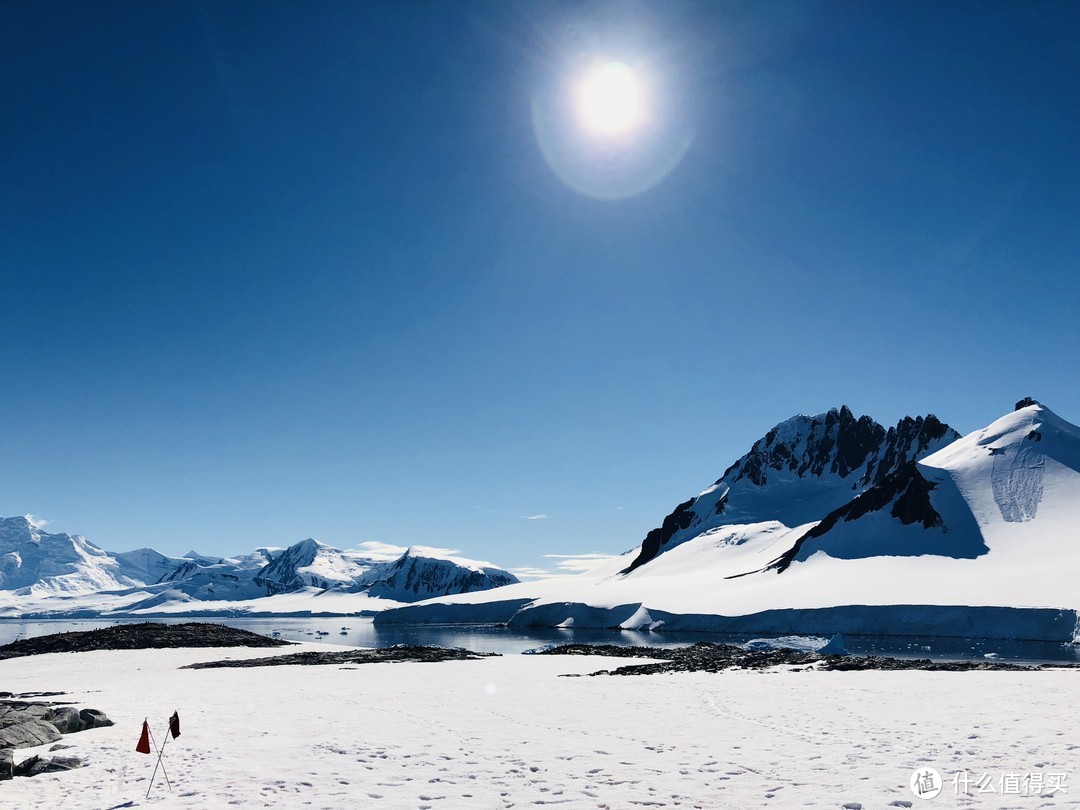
0 517 141 596
1 644 1077 809
379 401 1080 641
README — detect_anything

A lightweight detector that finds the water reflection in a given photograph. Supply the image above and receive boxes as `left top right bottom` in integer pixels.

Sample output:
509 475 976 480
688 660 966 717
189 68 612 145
0 617 1076 665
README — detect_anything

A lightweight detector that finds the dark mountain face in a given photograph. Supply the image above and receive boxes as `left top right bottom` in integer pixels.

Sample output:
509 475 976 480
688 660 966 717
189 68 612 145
624 408 960 573
364 553 519 600
768 460 954 573
856 415 956 489
253 539 325 595
721 406 883 489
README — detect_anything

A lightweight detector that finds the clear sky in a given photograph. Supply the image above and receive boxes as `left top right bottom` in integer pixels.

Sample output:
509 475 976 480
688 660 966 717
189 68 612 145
2 1 1078 574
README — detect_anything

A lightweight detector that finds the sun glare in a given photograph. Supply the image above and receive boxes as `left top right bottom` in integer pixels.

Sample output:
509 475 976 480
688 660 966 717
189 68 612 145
575 61 644 136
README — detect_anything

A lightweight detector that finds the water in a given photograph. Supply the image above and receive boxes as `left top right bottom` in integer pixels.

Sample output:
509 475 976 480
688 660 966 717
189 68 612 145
0 617 1077 664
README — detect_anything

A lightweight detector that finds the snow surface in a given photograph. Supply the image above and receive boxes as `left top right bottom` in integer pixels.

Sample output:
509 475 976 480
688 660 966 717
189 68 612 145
0 644 1077 808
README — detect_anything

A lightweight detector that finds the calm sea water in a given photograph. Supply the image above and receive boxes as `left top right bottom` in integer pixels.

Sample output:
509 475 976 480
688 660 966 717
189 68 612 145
0 617 1077 665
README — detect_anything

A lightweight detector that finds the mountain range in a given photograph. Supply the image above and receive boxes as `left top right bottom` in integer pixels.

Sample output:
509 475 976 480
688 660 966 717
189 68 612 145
0 519 517 618
376 398 1080 642
5 397 1078 641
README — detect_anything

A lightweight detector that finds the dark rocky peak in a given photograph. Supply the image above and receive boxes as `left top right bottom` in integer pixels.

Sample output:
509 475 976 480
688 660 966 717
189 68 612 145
1015 396 1039 411
721 406 886 488
252 538 326 595
858 414 959 489
623 406 961 575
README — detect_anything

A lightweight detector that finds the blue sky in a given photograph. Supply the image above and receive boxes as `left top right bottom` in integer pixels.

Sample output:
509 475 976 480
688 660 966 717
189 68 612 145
2 1 1077 573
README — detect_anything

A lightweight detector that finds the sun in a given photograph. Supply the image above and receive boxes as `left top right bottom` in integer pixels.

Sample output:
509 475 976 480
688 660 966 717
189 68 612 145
574 61 645 136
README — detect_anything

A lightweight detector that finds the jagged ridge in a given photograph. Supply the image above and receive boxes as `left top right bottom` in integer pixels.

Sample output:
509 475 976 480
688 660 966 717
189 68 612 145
625 407 959 572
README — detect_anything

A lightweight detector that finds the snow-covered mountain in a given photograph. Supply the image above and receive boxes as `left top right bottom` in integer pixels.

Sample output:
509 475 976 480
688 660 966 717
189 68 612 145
362 548 519 601
768 397 1074 572
0 524 519 617
377 399 1080 642
625 406 960 572
0 517 142 596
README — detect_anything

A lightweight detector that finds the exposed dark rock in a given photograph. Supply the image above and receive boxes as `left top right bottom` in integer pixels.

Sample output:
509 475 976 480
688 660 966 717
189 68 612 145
0 718 62 749
44 706 84 734
768 461 947 573
890 466 943 527
0 622 288 660
183 645 498 669
832 407 884 478
1016 396 1039 410
624 498 697 573
20 754 82 776
858 415 955 488
78 708 112 730
12 754 40 777
0 698 106 780
539 642 1055 675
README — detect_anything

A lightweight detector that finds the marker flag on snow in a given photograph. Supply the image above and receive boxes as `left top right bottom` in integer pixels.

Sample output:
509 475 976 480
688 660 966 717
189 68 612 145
169 711 181 739
136 720 151 754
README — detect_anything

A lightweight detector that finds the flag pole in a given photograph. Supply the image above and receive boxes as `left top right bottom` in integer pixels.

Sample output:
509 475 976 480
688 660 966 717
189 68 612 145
145 725 172 798
157 731 173 789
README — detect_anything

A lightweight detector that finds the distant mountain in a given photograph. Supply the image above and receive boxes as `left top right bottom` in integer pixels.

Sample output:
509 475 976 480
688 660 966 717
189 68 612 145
0 517 141 595
362 548 519 601
0 521 519 617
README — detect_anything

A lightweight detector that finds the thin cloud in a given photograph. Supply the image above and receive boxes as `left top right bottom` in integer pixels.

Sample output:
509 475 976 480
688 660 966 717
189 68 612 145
540 552 620 574
350 540 462 561
24 514 49 528
509 566 555 580
521 514 549 521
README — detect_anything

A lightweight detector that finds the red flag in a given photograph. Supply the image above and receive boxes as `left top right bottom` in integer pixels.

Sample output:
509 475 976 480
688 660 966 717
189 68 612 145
136 720 151 754
169 711 181 739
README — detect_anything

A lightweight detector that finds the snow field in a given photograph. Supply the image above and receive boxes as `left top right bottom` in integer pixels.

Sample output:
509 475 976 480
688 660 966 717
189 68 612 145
1 644 1077 808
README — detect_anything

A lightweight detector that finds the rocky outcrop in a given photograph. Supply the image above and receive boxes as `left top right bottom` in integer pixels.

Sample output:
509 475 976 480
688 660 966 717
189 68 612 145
0 694 115 780
0 717 61 749
539 642 1052 676
10 753 82 777
0 621 288 660
183 644 498 669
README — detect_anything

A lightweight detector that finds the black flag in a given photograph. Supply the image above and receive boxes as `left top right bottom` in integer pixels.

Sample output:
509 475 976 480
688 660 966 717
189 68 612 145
169 711 181 739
